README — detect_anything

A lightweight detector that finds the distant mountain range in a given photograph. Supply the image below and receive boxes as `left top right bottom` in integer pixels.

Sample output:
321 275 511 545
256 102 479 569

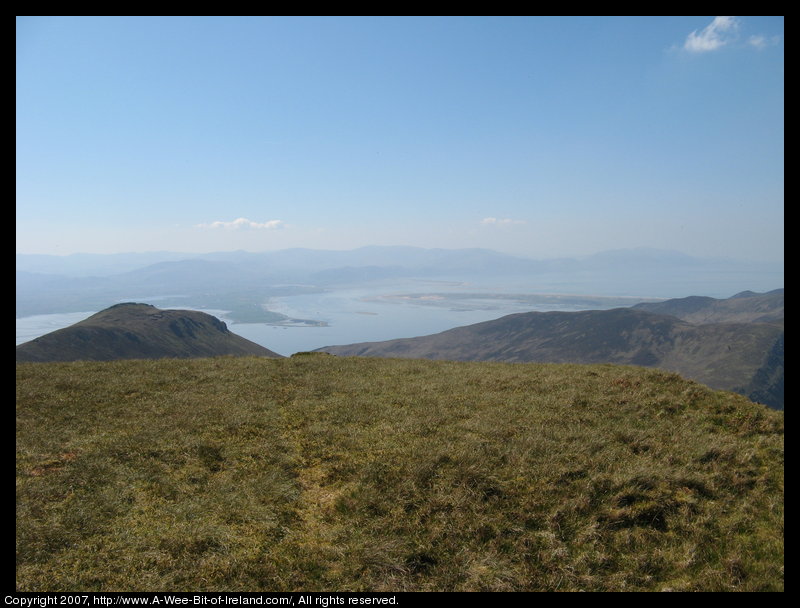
17 246 784 318
15 303 282 362
318 289 784 409
16 245 781 280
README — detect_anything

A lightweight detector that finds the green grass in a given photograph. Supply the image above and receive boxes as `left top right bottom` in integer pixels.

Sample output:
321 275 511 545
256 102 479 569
16 356 783 591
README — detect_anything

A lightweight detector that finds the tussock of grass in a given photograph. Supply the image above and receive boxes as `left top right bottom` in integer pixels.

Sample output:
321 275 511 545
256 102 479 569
16 357 783 591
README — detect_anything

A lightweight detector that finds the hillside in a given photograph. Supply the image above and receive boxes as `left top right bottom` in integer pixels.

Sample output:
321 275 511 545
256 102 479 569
16 356 783 591
319 292 784 410
15 303 282 362
633 289 784 325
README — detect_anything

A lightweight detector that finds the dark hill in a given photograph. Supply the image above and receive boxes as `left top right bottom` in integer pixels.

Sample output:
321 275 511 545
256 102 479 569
633 288 783 325
318 292 784 409
15 303 283 362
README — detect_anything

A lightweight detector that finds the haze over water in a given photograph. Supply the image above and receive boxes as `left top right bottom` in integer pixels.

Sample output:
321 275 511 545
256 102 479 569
16 262 782 356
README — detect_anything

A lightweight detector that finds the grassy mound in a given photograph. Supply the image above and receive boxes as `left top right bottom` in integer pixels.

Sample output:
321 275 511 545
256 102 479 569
16 356 783 591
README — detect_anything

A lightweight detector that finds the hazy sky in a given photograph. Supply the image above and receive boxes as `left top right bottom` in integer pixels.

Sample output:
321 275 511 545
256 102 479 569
16 16 784 261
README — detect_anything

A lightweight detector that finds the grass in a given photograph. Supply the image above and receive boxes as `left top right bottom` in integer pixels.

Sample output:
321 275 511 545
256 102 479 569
16 356 783 591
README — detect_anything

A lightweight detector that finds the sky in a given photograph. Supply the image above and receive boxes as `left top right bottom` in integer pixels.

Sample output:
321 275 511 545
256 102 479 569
16 16 784 261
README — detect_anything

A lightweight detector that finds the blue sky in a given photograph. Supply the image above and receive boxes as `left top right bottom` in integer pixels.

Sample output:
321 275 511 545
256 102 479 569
16 16 784 261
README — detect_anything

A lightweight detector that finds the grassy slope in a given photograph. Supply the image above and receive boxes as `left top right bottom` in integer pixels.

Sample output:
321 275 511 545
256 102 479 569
16 356 783 592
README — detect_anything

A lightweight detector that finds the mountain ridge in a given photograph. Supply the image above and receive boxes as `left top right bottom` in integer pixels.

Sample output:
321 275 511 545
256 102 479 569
633 288 783 324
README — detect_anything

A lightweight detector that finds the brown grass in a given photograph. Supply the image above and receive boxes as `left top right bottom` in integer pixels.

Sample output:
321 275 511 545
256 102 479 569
16 356 783 591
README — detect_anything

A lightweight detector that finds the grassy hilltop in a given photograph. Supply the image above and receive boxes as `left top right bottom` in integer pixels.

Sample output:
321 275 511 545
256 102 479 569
16 356 783 592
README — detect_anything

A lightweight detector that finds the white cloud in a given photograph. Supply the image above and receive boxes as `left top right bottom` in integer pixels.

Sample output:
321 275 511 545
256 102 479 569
195 218 284 230
684 16 739 52
481 217 526 226
748 34 781 50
